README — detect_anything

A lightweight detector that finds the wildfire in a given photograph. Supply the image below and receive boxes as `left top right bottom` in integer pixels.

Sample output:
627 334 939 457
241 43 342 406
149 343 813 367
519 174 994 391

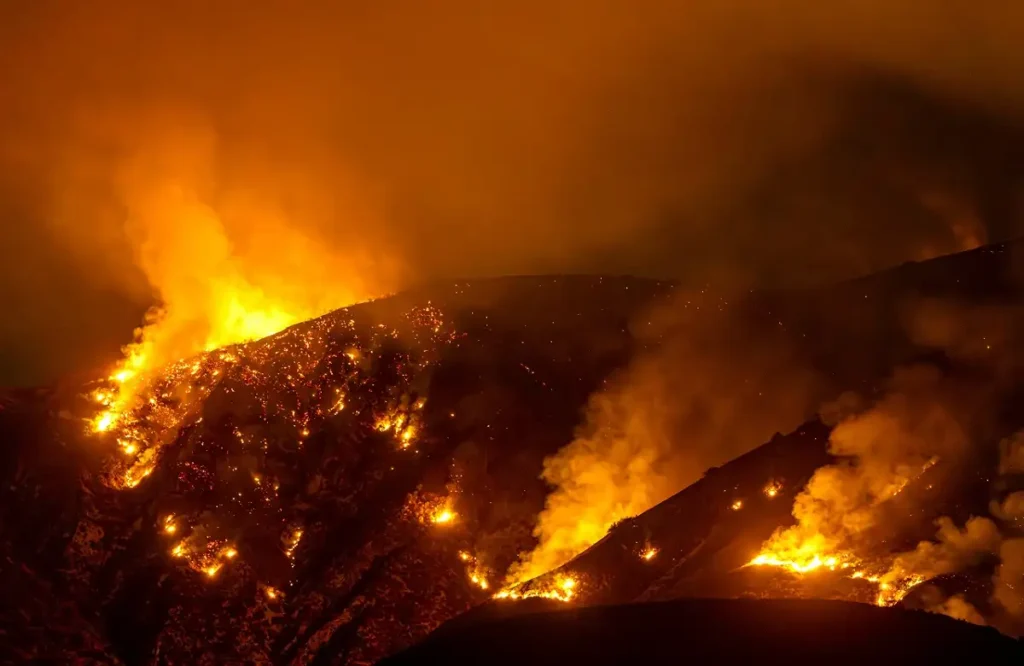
641 546 658 561
83 283 458 594
456 551 491 590
875 576 926 607
284 527 303 559
410 492 460 527
495 574 578 603
122 464 154 489
763 480 782 498
432 507 457 525
731 499 744 511
748 552 852 574
747 542 925 607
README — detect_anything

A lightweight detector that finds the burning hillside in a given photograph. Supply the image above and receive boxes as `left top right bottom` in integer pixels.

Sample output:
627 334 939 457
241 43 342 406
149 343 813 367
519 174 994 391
1 276 673 663
5 243 1024 663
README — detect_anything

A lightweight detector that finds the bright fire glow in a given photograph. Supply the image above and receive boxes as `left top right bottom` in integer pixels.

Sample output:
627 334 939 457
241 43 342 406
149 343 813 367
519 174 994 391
747 541 927 607
764 480 782 498
432 508 456 525
641 547 658 561
495 574 579 603
456 551 492 591
749 552 851 574
284 528 303 559
731 499 744 511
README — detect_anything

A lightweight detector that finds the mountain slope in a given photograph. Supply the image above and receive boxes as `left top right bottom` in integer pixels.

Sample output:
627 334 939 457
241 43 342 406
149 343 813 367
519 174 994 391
3 241 1024 663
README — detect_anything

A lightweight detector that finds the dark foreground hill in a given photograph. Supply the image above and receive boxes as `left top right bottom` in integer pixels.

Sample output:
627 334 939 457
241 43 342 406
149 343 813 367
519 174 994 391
383 598 1024 665
2 241 1024 663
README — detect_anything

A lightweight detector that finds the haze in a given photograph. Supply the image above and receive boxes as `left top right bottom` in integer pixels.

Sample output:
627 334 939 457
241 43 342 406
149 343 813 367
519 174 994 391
3 1 1024 384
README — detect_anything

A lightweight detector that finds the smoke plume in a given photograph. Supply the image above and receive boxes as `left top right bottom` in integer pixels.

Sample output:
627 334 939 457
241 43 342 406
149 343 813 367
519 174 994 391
508 290 821 583
882 516 1001 585
756 365 975 567
994 539 1024 620
929 593 987 626
5 2 1024 382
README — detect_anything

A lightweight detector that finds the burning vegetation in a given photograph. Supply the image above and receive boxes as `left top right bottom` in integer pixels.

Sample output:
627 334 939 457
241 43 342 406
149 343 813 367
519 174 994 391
84 301 458 591
11 250 1024 662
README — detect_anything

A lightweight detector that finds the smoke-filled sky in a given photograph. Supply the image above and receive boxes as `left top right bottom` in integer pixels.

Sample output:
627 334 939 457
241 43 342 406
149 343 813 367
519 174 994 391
4 1 1024 384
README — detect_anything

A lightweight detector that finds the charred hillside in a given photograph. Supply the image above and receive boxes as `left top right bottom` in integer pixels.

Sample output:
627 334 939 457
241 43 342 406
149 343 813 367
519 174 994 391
3 241 1024 663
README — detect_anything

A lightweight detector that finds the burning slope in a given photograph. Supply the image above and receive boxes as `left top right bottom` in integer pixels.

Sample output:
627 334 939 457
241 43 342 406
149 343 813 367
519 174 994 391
7 243 1024 661
89 159 390 443
748 366 969 606
486 243 1024 636
506 288 820 586
3 276 672 663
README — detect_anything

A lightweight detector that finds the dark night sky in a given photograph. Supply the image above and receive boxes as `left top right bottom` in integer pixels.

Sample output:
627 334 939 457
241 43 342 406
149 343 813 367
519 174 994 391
3 1 1024 385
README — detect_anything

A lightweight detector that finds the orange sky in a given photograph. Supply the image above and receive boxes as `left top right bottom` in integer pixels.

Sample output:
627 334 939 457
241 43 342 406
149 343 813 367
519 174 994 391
3 1 1024 383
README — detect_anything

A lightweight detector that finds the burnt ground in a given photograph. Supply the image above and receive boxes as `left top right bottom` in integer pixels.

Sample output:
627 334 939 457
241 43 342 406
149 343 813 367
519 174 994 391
382 597 1024 665
1 241 1024 663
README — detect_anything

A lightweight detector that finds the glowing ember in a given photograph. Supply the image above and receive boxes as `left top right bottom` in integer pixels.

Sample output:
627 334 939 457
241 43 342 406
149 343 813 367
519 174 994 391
122 465 154 489
93 412 115 433
205 564 221 578
223 547 238 559
495 574 579 603
730 499 744 511
763 480 782 498
284 528 303 559
265 586 279 600
432 508 456 525
172 543 187 558
641 547 658 561
875 575 926 607
456 551 492 591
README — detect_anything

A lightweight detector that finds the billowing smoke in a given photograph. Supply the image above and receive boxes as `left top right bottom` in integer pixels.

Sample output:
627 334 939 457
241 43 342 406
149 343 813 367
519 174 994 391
892 442 1024 632
5 2 1024 383
882 516 1001 586
508 290 821 583
1000 432 1024 475
994 539 1024 620
929 594 987 626
755 365 974 568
